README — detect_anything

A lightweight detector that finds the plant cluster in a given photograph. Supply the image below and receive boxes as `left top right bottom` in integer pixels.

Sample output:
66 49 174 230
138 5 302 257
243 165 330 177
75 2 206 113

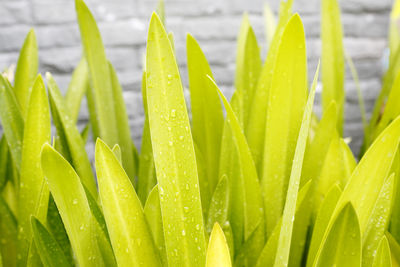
0 0 400 266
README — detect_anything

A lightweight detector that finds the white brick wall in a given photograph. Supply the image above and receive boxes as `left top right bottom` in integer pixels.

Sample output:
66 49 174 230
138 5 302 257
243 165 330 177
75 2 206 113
0 0 393 153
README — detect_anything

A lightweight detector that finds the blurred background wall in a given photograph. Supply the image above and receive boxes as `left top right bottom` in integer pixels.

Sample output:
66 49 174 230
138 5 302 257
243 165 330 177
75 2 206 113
0 0 393 154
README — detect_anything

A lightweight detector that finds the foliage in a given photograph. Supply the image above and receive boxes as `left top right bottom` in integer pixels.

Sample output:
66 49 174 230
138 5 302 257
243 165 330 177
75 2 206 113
0 0 399 266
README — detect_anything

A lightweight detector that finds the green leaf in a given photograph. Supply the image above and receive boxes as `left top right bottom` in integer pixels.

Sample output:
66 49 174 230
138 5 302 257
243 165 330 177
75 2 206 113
372 236 392 267
46 196 74 264
14 29 38 117
144 185 167 266
187 34 224 212
46 73 97 198
108 62 137 181
315 137 356 208
371 71 400 141
75 0 119 146
95 139 160 266
261 13 308 237
313 203 361 267
18 75 51 267
156 0 165 26
206 175 229 235
300 101 337 189
362 174 395 266
256 181 312 267
274 62 319 267
218 116 242 249
234 15 262 129
0 196 17 267
31 216 73 267
206 223 232 267
0 75 24 171
211 77 264 264
65 57 89 124
137 72 157 205
321 0 345 134
41 144 104 267
0 137 10 190
306 185 342 267
246 0 294 174
145 13 206 266
330 116 400 235
386 232 400 265
263 3 277 47
310 116 400 266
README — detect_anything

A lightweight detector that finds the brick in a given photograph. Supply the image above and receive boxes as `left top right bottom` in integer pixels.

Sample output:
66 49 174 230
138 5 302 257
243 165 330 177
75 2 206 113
340 0 392 13
106 47 140 71
36 24 80 48
32 1 75 24
39 46 82 74
0 25 32 52
0 1 32 25
137 0 226 18
98 20 146 46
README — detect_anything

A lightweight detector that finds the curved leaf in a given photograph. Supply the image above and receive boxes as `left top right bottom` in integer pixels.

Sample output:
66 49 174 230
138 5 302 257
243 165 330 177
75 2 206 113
362 174 395 266
261 13 308 237
14 29 38 116
0 75 24 171
206 223 232 267
46 73 97 198
18 75 51 266
144 185 167 266
75 0 118 146
372 236 392 267
246 0 294 173
65 57 89 124
145 13 206 266
314 203 361 267
321 0 345 134
31 217 73 267
41 144 104 267
187 34 224 211
95 139 161 266
306 184 342 267
211 77 264 264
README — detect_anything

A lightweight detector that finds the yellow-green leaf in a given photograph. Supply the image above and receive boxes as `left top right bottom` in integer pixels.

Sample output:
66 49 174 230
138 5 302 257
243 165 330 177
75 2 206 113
212 77 264 264
41 144 104 267
321 0 345 134
0 75 24 171
95 139 161 266
75 0 118 146
65 58 89 124
372 236 392 267
46 73 97 198
145 13 206 266
187 34 224 212
235 15 262 129
31 217 73 267
362 174 395 266
262 13 307 237
144 185 167 266
137 72 157 205
18 75 51 267
14 29 38 117
108 62 137 181
274 63 319 267
0 196 17 267
306 185 342 267
246 0 294 174
206 223 232 267
314 203 361 267
256 181 312 267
